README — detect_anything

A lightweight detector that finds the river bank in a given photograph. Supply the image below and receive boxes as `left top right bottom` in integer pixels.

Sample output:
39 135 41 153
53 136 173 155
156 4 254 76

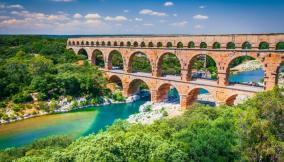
0 94 140 124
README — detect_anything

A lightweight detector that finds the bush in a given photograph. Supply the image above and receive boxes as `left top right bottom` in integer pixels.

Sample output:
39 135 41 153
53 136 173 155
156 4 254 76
12 91 33 103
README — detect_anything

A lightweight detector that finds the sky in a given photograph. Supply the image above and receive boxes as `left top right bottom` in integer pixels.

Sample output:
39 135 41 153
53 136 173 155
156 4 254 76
0 0 283 35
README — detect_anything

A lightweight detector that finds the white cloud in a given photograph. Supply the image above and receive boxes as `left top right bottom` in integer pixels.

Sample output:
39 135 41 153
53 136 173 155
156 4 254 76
139 9 167 16
173 13 178 17
85 13 101 19
123 9 129 13
73 13 82 19
143 23 154 26
194 25 204 29
170 21 188 27
105 16 127 22
135 17 143 21
199 5 206 9
193 14 208 20
7 4 24 9
51 0 75 2
164 2 174 7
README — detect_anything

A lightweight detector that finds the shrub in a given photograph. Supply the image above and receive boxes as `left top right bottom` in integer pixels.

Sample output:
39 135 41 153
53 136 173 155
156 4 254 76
12 91 33 103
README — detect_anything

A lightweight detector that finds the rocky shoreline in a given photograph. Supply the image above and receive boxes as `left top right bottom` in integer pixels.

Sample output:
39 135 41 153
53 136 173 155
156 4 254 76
0 95 140 124
230 60 263 74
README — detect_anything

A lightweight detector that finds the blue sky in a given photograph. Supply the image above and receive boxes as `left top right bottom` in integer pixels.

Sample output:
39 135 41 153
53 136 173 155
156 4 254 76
0 0 283 34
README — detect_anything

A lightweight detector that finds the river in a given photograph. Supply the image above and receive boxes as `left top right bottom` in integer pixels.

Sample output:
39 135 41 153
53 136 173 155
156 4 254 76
0 69 265 150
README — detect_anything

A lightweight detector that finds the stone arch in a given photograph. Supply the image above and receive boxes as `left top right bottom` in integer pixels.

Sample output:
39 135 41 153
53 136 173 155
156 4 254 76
225 94 238 106
148 42 154 47
120 42 124 46
166 42 173 48
259 42 269 50
188 41 195 48
86 41 89 45
91 49 105 67
157 42 163 48
141 42 146 47
127 41 131 47
101 41 105 46
108 50 124 70
107 41 111 46
188 54 218 81
133 41 139 47
200 42 207 49
77 48 89 59
242 41 252 49
96 41 100 46
225 55 264 86
276 42 284 50
76 41 80 45
213 42 221 49
72 41 75 45
114 41 118 46
127 51 152 73
91 41 94 45
108 75 123 90
81 41 84 45
177 42 183 48
127 79 151 97
226 42 235 49
156 52 182 77
155 83 180 103
185 87 216 107
68 41 72 46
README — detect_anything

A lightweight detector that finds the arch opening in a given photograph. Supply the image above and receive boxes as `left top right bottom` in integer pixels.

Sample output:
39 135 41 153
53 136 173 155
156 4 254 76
177 42 183 48
120 42 124 46
242 42 252 49
276 42 284 50
148 42 154 47
188 41 195 48
128 79 151 100
227 56 264 88
259 42 269 50
108 50 124 70
157 83 180 104
166 42 173 48
77 48 88 60
108 75 123 90
157 42 163 48
91 49 105 68
200 42 207 49
189 54 218 81
141 42 146 47
129 52 152 73
187 88 216 107
133 41 139 47
226 42 236 49
157 53 181 77
213 42 221 49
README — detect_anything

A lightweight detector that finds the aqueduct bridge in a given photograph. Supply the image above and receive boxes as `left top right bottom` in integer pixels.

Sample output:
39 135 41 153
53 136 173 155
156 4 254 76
67 34 284 109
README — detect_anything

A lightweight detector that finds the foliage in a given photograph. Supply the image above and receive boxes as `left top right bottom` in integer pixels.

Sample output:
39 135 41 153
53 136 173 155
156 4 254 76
1 88 283 162
0 36 108 106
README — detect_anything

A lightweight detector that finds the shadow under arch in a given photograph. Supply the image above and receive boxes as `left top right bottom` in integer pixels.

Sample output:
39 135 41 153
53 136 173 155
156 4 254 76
108 75 123 90
127 79 151 99
187 88 216 106
127 51 152 73
108 50 124 70
156 52 181 77
188 54 218 81
225 94 238 106
156 83 180 103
